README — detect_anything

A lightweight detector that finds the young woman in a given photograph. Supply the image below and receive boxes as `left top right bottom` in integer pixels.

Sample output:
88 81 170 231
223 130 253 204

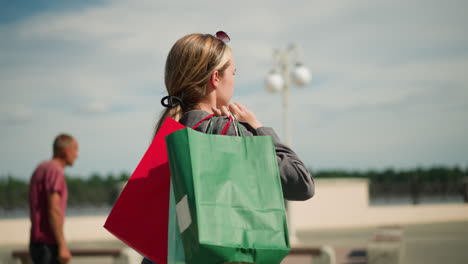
158 31 314 200
145 31 314 264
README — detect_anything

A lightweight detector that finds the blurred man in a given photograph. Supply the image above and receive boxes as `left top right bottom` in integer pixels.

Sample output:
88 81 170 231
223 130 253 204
29 134 79 264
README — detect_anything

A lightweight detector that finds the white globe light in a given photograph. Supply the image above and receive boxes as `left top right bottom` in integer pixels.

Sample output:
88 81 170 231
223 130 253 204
291 64 311 87
264 72 284 93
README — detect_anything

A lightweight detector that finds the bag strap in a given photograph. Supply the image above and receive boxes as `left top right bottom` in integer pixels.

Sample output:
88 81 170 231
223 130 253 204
192 114 214 129
205 115 234 135
194 113 245 137
220 114 245 136
220 115 233 135
231 114 245 137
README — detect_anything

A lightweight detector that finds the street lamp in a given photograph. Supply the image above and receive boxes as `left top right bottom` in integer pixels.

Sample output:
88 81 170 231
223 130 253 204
264 44 311 244
265 44 311 146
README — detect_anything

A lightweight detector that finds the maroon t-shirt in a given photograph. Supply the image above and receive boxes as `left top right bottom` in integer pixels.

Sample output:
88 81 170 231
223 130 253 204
29 160 68 244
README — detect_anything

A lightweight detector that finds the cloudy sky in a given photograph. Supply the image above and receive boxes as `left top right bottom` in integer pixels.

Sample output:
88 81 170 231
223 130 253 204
1 0 467 179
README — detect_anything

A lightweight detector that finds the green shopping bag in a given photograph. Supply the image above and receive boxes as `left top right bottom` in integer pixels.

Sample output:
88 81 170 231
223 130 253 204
167 180 186 264
166 119 290 264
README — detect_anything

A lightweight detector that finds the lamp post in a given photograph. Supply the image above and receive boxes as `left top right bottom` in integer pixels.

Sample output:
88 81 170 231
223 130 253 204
264 44 311 244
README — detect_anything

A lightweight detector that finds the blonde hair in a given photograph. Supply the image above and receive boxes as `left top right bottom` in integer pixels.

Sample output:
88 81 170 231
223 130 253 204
155 33 232 132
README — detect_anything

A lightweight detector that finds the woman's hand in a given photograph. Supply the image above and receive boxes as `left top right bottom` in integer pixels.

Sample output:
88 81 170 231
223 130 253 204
212 103 263 129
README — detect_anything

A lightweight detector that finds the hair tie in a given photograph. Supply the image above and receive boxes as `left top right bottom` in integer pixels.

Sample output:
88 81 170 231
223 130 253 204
161 95 184 108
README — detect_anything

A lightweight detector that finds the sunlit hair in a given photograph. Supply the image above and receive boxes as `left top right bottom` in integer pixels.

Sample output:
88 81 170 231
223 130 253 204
53 134 75 157
155 33 232 132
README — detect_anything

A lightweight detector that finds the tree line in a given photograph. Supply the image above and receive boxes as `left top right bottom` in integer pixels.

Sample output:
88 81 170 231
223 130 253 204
313 166 468 183
312 166 468 204
1 166 467 210
0 172 130 210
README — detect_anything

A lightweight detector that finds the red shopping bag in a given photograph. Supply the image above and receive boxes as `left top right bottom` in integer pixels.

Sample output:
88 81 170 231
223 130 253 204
104 117 185 263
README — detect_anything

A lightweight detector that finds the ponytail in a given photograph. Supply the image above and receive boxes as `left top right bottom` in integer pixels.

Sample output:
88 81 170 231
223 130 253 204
154 105 183 135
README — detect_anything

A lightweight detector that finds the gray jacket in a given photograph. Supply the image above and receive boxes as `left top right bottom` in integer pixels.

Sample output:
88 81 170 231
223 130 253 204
179 110 314 201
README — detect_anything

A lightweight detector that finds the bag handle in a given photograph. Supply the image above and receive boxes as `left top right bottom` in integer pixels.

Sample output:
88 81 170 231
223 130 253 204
218 114 245 137
196 113 245 137
192 114 214 129
205 115 234 136
230 114 245 137
220 115 233 135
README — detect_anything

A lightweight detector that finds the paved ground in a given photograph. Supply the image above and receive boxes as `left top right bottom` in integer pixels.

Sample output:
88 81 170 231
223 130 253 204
2 220 467 264
297 220 468 264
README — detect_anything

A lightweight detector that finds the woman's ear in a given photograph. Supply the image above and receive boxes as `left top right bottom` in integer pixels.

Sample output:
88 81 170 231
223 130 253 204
209 70 220 89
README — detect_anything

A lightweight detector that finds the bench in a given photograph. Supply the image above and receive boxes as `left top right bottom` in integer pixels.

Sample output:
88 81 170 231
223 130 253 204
289 246 322 256
11 247 122 264
336 248 368 264
12 246 365 264
367 225 404 264
283 245 337 264
288 245 368 264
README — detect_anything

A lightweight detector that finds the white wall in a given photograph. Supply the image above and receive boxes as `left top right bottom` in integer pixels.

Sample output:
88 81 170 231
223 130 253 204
0 216 116 246
290 178 468 230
